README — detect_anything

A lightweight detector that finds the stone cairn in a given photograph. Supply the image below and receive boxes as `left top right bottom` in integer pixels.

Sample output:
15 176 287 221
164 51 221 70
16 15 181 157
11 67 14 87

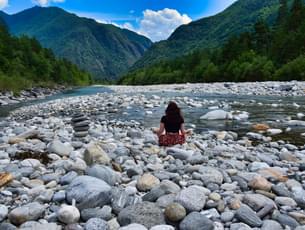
71 112 90 138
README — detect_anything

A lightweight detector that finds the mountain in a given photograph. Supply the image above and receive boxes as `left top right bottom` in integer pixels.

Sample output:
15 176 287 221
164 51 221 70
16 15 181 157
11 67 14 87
0 21 91 92
120 0 305 85
132 0 284 69
0 7 152 80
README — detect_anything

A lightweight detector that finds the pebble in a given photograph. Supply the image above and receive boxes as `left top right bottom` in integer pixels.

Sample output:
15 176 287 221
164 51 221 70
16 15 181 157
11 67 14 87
1 83 305 229
164 203 186 222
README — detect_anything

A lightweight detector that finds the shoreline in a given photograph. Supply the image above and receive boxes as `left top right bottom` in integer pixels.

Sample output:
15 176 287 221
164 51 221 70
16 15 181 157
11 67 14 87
0 86 68 107
0 83 305 229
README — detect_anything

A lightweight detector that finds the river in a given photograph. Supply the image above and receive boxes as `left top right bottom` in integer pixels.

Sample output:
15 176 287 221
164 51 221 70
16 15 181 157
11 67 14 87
1 86 305 145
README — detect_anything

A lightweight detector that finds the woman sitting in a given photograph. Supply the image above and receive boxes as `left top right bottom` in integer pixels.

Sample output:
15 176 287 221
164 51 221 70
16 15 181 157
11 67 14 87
153 101 191 146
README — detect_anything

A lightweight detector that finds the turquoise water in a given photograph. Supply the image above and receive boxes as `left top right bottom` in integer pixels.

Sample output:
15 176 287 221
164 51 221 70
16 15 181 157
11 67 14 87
1 86 305 145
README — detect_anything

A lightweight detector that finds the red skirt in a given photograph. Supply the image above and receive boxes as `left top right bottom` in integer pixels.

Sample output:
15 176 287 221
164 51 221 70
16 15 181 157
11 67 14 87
159 133 186 146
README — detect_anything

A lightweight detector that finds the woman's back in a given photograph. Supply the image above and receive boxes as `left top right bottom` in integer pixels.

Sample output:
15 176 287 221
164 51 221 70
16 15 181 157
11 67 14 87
161 115 184 133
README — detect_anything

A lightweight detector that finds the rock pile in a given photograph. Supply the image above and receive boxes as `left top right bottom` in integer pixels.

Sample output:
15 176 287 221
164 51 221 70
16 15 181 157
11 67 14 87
71 113 90 138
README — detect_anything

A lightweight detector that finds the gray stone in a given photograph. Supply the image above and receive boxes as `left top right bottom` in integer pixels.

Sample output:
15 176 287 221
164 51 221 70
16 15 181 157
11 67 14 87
159 180 180 194
19 221 61 230
60 171 78 185
85 218 109 230
150 225 174 230
199 167 223 185
117 202 165 229
230 223 251 230
175 185 207 212
86 165 118 186
235 204 262 227
261 220 283 230
57 205 80 224
0 223 17 230
48 139 73 156
84 142 111 166
8 202 45 225
275 196 297 207
243 194 275 211
272 210 300 229
292 187 305 208
166 148 193 160
164 203 186 222
119 223 148 230
220 211 234 222
179 212 214 230
272 184 291 197
81 206 112 222
0 204 8 222
66 176 112 210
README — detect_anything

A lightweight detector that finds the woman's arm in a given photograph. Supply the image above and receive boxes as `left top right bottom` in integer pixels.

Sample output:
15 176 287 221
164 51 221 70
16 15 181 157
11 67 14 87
180 123 186 135
153 123 165 137
180 123 192 136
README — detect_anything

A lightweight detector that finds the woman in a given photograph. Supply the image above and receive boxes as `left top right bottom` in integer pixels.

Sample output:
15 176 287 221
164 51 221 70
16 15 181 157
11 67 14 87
153 101 191 146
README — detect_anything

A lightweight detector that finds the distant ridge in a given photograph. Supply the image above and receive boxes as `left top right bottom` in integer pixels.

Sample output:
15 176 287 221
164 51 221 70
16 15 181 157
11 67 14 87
0 6 152 80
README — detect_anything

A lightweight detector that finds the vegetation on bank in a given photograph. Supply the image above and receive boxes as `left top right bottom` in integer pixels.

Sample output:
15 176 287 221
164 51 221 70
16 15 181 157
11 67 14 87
0 20 92 93
119 0 305 85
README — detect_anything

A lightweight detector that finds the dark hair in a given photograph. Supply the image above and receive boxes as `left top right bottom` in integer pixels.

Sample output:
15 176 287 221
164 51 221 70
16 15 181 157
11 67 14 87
165 101 184 121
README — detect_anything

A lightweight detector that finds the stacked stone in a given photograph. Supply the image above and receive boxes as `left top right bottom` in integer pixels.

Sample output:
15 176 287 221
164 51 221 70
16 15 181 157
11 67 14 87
71 113 90 138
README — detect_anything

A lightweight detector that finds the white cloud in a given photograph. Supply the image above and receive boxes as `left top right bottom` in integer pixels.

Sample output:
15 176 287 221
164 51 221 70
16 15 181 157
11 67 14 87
0 0 8 9
33 0 65 7
137 8 192 42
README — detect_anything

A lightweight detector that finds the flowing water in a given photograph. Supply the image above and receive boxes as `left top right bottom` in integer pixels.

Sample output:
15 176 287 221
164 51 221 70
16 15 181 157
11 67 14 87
1 86 305 145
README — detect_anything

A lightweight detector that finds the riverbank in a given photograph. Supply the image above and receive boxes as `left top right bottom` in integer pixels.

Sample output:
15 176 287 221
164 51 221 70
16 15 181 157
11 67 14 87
110 81 305 96
0 83 305 229
0 86 68 106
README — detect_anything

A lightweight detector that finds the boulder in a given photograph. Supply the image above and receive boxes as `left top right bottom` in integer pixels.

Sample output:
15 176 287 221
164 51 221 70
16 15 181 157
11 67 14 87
118 202 165 228
66 176 112 210
8 202 45 225
84 142 111 166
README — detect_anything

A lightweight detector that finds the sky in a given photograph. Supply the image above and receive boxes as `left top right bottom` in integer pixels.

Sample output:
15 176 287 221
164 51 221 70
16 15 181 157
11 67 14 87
0 0 237 42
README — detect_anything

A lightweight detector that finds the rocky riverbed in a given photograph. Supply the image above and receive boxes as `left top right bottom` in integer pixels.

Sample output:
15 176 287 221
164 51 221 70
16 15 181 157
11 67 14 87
0 83 305 230
0 86 66 106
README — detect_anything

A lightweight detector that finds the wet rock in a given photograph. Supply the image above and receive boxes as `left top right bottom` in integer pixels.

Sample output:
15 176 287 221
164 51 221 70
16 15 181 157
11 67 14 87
200 110 232 120
66 176 112 210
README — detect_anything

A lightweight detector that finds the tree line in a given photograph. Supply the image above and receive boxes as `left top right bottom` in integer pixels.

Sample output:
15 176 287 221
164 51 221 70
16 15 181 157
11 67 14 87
0 20 92 93
119 0 305 85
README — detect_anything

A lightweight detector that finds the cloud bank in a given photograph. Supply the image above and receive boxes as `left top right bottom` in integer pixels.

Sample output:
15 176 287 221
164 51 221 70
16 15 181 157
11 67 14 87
0 0 8 9
33 0 65 7
138 8 192 42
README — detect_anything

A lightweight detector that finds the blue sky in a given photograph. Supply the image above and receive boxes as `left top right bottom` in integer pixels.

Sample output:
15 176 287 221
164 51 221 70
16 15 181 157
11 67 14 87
0 0 237 41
